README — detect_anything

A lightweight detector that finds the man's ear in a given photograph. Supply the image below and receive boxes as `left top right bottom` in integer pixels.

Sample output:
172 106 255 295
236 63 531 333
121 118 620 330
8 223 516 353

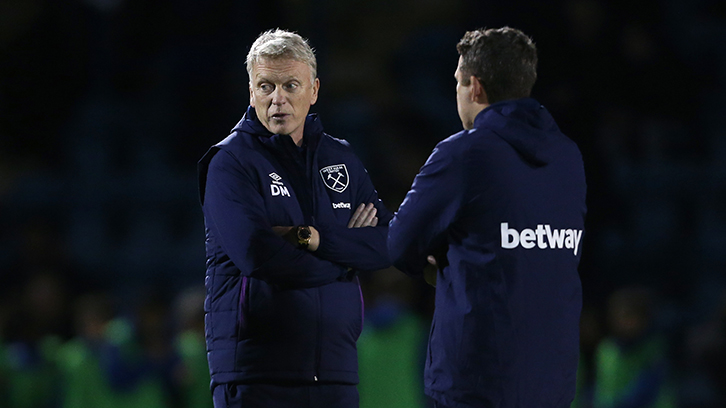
310 78 320 106
470 76 489 105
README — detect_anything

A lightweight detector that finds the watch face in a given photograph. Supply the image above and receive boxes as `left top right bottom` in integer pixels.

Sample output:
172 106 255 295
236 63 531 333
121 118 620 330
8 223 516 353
298 227 311 240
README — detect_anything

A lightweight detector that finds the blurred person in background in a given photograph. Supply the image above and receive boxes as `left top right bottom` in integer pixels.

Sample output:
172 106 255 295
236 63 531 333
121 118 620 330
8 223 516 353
57 290 180 408
388 27 587 408
2 271 71 408
55 291 119 408
593 286 675 408
198 29 392 408
0 296 11 407
172 286 213 408
571 306 605 408
685 287 726 407
56 289 184 408
357 269 429 408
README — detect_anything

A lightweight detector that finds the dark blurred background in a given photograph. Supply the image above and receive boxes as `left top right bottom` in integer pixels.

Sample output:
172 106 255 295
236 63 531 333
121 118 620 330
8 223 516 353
1 0 725 407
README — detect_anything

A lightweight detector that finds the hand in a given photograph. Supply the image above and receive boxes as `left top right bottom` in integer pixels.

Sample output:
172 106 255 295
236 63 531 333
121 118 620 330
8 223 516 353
423 255 438 287
348 203 378 228
271 226 320 252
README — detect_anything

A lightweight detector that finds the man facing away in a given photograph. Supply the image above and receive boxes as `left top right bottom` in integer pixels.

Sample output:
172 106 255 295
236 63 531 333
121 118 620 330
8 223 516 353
198 29 391 408
388 27 587 408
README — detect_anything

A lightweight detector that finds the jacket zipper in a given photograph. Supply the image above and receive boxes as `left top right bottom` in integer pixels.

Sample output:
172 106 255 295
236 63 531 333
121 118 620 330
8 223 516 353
311 138 321 381
306 136 319 226
314 287 322 381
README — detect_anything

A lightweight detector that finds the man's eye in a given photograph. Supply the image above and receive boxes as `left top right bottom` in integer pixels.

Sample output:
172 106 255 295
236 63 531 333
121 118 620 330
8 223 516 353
284 83 299 91
260 84 273 93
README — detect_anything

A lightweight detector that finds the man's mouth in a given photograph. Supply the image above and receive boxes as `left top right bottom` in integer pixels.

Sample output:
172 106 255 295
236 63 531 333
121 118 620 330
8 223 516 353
270 113 288 120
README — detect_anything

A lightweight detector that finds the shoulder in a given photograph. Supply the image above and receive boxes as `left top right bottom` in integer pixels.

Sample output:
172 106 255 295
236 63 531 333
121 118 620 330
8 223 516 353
435 127 507 166
211 131 268 165
430 129 484 162
439 125 498 148
320 133 352 151
201 133 266 182
215 131 257 154
319 133 364 167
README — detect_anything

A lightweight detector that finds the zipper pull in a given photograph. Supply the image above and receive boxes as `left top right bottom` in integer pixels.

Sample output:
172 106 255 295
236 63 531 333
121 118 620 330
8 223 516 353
314 375 318 382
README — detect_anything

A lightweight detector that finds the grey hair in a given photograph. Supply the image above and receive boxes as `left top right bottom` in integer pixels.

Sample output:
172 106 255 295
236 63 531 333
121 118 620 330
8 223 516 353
246 29 317 82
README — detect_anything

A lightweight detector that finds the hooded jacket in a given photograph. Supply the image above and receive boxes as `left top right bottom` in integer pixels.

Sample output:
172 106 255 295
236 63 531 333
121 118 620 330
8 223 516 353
388 98 587 408
198 107 391 388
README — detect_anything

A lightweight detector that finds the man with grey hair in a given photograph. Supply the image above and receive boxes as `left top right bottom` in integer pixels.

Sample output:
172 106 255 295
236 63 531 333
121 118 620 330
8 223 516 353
389 27 587 408
198 29 392 408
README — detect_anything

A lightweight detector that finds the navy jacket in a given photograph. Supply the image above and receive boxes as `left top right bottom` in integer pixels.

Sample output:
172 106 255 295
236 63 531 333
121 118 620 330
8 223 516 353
198 107 392 387
389 98 586 408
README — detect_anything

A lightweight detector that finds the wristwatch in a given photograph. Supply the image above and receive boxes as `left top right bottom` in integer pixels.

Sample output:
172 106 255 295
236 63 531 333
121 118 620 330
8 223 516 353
296 226 312 249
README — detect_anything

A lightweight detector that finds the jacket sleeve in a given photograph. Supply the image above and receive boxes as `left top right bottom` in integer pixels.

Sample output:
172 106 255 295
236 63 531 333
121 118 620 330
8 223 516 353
388 139 464 277
314 158 393 272
202 149 348 288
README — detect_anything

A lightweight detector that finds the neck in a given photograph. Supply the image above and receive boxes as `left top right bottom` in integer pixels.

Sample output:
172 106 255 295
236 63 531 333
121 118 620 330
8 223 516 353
474 102 489 114
467 103 489 128
290 130 304 147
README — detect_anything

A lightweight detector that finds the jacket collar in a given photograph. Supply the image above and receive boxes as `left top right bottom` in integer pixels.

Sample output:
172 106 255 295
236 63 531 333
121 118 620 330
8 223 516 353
233 106 325 146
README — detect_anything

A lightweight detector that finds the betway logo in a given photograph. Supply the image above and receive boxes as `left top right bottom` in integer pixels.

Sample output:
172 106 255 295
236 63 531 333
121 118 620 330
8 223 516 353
332 202 351 209
501 223 583 256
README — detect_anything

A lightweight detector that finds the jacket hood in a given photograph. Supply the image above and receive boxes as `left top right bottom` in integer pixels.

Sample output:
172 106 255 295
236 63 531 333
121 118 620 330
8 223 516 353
474 98 562 166
232 106 324 140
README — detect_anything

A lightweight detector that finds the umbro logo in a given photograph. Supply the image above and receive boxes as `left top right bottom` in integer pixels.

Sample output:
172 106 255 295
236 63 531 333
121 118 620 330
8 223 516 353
268 172 290 197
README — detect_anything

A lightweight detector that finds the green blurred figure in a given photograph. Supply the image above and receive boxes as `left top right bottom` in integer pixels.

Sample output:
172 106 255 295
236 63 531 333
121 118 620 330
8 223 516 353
55 292 175 408
1 272 70 408
358 270 428 408
0 298 11 407
571 306 605 408
2 336 60 408
172 287 213 408
593 287 675 408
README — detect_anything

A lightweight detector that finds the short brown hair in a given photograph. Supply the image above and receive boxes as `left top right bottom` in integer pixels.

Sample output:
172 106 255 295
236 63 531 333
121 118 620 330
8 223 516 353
456 27 538 104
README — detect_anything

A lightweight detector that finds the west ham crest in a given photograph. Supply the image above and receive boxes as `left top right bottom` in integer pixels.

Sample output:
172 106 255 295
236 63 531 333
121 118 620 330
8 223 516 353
320 164 349 193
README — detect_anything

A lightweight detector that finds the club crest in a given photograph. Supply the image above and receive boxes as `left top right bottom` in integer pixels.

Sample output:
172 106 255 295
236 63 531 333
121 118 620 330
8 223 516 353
320 164 349 193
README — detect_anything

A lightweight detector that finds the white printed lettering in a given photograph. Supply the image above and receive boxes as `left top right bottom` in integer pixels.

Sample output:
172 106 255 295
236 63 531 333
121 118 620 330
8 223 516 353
271 184 290 197
520 229 536 249
565 229 574 249
536 224 547 249
501 222 583 256
573 230 582 256
501 223 519 249
545 225 566 249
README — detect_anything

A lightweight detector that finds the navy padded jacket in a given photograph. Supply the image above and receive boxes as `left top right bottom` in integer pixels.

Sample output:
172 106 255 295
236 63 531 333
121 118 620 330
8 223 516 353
198 107 392 387
389 98 587 408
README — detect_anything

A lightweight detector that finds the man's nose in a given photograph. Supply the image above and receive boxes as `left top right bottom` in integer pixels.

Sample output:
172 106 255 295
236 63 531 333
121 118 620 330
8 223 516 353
271 88 286 105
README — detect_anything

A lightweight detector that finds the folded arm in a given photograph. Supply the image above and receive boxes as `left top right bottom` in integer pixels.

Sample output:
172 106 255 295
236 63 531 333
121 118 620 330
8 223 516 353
202 150 348 288
388 141 463 277
312 160 393 271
